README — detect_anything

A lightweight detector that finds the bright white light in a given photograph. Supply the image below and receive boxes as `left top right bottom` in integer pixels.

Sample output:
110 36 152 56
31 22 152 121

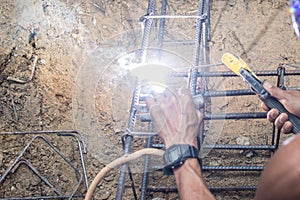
149 84 166 93
128 63 175 94
141 83 166 95
130 63 172 85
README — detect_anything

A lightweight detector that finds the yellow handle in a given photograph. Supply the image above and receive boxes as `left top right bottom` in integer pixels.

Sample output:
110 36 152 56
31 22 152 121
221 53 259 80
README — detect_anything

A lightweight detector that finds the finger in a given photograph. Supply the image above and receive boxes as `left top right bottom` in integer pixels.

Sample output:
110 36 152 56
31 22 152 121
167 93 181 127
274 113 289 129
164 88 180 117
267 108 279 122
282 121 293 134
148 104 166 133
146 96 166 130
145 96 156 107
164 87 176 99
263 81 286 100
196 109 203 123
178 92 195 114
178 86 190 96
176 87 195 112
261 102 270 111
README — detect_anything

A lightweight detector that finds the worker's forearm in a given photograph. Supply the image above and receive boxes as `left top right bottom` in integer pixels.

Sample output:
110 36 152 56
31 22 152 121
255 134 300 200
173 158 215 200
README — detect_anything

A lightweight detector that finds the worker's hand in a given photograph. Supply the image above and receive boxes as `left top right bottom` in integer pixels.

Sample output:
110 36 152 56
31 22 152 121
262 81 300 133
145 88 202 149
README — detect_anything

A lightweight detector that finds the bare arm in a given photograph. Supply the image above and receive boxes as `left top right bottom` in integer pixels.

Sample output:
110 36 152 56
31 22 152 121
255 134 300 200
174 158 215 199
146 88 215 200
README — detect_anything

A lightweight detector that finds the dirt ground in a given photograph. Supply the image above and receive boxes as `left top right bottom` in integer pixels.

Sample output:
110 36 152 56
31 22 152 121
1 0 300 199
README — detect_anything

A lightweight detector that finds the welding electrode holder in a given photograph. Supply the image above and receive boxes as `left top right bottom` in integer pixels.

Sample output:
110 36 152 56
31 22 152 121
240 68 300 134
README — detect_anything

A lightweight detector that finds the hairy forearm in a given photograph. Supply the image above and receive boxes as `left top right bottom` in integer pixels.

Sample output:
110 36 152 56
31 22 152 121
173 158 215 200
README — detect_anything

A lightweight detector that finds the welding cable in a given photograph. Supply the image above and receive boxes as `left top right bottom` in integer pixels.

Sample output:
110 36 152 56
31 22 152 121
84 148 164 200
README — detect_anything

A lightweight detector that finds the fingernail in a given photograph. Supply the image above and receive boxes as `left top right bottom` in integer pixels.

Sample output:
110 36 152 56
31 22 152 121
263 81 273 89
279 114 288 123
279 117 285 124
271 111 277 119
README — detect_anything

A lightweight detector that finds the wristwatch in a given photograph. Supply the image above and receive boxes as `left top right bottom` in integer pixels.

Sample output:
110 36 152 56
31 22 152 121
163 144 200 175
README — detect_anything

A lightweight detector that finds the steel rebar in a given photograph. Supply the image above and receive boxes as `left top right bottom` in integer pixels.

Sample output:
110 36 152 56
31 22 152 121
147 185 257 193
0 135 83 200
152 143 276 151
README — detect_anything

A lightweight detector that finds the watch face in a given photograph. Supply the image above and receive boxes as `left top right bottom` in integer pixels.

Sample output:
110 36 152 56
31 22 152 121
169 147 180 162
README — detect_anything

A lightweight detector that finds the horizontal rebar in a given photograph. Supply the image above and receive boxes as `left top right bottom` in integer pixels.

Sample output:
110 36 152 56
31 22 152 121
147 185 256 193
204 112 267 120
151 143 276 151
137 112 267 122
172 69 300 77
139 87 298 104
162 40 195 45
205 144 275 150
151 165 264 171
142 14 207 20
138 89 254 104
204 89 254 97
129 131 157 137
202 165 264 171
209 186 256 192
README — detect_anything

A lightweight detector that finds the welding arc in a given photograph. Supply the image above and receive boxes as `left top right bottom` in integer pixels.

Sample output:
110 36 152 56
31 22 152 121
84 148 164 200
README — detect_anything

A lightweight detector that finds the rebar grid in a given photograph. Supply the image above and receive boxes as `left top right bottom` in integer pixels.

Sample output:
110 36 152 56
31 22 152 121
2 1 300 200
115 0 300 199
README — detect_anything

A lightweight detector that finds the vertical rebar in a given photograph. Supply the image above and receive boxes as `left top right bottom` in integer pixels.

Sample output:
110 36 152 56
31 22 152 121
189 0 203 94
201 9 209 65
206 0 211 41
139 0 156 63
140 123 153 200
117 0 155 198
116 85 141 200
192 0 209 166
116 135 134 200
193 0 204 69
157 0 167 60
273 66 286 150
139 1 164 198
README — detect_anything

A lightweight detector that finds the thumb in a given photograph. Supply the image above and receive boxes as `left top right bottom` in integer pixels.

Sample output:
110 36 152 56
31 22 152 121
263 81 286 100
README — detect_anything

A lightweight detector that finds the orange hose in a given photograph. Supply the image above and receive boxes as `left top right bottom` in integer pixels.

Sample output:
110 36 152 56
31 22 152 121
84 148 164 200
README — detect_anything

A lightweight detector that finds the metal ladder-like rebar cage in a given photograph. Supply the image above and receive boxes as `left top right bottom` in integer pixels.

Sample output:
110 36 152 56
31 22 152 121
115 0 300 199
